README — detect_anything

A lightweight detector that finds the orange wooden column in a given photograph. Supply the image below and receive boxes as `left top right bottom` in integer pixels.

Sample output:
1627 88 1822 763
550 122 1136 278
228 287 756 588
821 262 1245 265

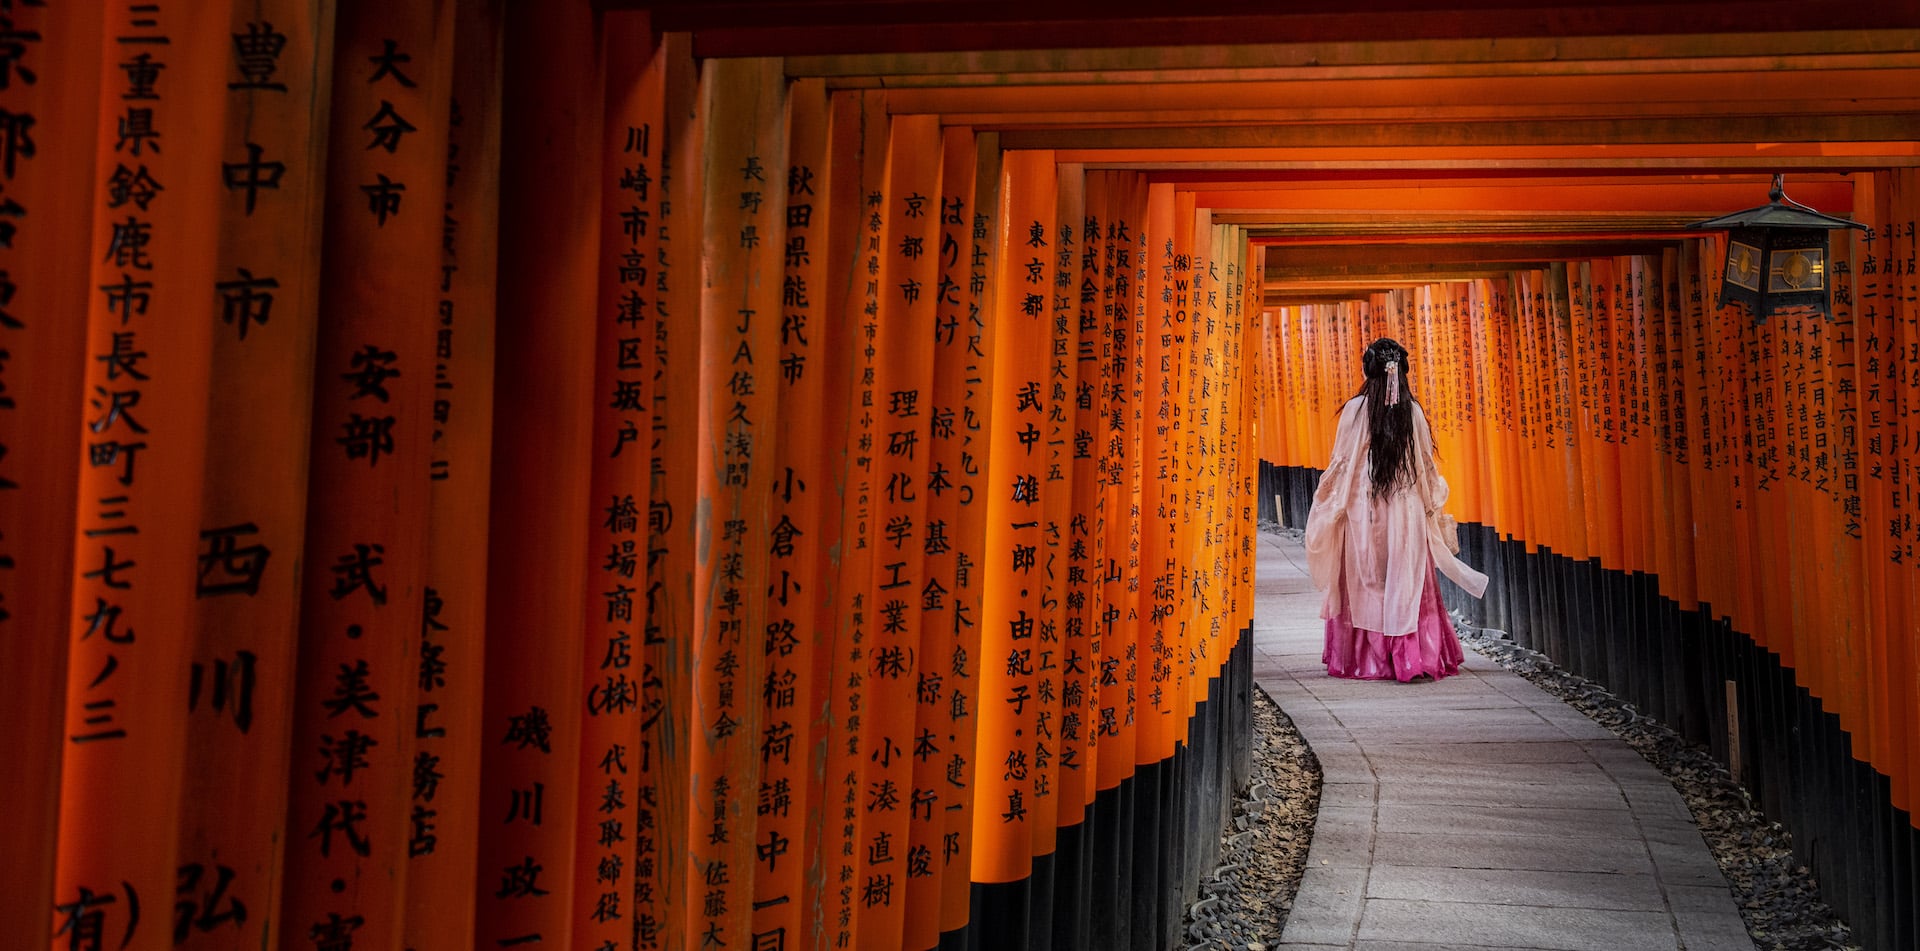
1880 170 1920 809
754 74 840 951
1896 170 1912 810
942 129 1004 937
822 87 888 951
1095 172 1147 802
57 6 230 950
632 31 702 951
1842 175 1897 795
1548 264 1591 565
1186 215 1213 700
1823 194 1873 772
1654 251 1697 612
1581 261 1615 565
1060 168 1110 831
1225 226 1252 652
472 1 603 947
1135 180 1179 772
1703 237 1753 629
1621 257 1654 579
786 79 862 951
974 148 1058 887
178 3 331 947
1164 202 1194 721
1232 229 1258 640
0 4 100 944
1154 189 1199 751
854 111 943 950
279 4 453 948
569 12 656 949
1030 160 1081 863
901 122 981 951
686 55 788 951
1720 255 1764 637
402 4 503 949
1676 242 1724 623
1510 271 1543 553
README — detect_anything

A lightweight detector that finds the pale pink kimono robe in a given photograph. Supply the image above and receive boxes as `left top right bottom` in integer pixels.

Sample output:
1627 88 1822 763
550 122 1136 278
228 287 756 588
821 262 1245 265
1305 396 1488 638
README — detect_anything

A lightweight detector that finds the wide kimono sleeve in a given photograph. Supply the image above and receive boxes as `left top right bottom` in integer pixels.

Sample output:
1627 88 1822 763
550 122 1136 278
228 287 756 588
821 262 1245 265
1304 397 1366 599
1412 403 1490 599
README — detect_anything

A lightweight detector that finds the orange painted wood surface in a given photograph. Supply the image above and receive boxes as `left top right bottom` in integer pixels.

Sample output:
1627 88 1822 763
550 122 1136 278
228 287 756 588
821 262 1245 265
757 72 839 951
634 29 703 951
908 122 982 945
178 3 332 947
973 148 1058 883
473 1 603 946
686 54 787 951
279 4 453 948
0 4 101 944
403 3 503 948
820 86 890 949
942 129 1004 933
1095 172 1148 796
572 10 656 949
59 6 231 950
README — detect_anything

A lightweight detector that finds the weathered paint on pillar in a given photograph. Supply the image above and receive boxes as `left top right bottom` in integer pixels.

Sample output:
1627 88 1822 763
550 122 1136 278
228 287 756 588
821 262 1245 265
686 54 787 951
756 72 837 951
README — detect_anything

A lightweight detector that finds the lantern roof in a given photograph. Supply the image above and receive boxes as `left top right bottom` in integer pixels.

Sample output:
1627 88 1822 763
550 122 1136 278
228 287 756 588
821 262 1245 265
1688 174 1868 232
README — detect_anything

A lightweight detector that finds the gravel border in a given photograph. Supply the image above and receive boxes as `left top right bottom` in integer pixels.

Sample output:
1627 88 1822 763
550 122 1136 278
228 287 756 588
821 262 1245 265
1178 688 1321 951
1458 623 1861 951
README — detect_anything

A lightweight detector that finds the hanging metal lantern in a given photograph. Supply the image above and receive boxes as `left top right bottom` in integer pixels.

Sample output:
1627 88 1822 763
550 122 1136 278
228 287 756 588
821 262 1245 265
1686 174 1867 322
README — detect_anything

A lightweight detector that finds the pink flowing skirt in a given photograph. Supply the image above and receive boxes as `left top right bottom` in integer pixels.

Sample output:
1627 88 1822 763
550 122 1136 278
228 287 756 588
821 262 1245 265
1323 560 1464 682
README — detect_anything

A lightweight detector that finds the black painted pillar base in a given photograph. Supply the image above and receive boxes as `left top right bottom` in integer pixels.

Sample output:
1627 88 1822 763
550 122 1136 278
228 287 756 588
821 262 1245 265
946 625 1254 951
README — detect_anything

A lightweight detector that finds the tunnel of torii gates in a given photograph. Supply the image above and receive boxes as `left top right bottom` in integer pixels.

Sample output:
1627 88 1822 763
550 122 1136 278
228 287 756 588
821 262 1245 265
4 2 1920 951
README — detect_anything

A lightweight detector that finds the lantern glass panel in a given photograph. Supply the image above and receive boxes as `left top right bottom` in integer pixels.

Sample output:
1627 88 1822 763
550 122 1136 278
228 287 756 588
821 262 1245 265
1767 245 1825 293
1725 239 1763 292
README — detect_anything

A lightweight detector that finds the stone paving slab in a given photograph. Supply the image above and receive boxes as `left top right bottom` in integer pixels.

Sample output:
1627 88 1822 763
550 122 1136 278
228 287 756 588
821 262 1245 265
1254 532 1752 951
1357 900 1678 951
1359 741 1597 767
1372 830 1652 874
1374 803 1640 839
1365 760 1617 787
1373 780 1631 811
1365 866 1669 911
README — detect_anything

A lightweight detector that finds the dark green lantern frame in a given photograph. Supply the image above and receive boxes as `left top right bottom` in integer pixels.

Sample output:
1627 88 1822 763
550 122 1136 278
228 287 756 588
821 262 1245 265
1686 174 1868 323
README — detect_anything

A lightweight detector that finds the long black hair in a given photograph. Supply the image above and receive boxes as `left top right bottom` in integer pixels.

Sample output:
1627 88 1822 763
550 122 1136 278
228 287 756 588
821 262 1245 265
1353 337 1419 499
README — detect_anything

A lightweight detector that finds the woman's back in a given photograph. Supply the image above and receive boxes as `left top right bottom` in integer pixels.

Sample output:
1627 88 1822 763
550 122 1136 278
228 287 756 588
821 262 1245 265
1303 338 1487 682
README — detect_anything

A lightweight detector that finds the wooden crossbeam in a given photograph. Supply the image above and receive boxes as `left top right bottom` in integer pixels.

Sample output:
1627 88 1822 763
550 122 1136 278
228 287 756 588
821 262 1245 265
882 70 1920 120
1212 212 1721 235
1001 115 1920 150
1262 241 1683 276
605 3 1920 61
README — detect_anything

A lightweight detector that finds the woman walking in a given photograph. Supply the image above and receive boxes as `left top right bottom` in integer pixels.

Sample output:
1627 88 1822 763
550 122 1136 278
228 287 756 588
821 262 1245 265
1304 338 1488 682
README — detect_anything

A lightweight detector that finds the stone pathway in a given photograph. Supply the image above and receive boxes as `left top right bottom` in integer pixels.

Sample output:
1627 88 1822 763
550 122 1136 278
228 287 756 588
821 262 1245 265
1253 531 1754 951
